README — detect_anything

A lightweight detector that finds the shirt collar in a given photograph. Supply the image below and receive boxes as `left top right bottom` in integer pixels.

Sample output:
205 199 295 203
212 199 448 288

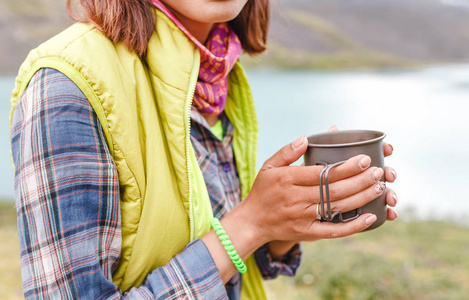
190 106 234 145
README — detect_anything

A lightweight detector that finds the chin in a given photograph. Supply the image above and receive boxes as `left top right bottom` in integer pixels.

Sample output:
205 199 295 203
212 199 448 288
205 12 242 23
201 3 246 23
162 0 247 26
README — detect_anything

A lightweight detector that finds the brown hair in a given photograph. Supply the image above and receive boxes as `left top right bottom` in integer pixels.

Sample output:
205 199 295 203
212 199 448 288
229 0 270 54
66 0 270 57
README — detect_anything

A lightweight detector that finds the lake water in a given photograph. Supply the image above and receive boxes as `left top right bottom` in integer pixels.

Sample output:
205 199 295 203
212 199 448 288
2 65 469 221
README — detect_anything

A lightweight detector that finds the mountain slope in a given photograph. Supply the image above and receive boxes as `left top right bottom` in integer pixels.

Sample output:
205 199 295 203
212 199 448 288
249 0 469 68
2 0 469 74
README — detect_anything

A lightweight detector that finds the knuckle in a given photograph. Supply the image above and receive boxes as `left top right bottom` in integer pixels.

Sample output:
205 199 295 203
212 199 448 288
353 222 365 233
278 146 290 161
288 193 307 209
282 173 295 186
277 168 291 182
311 166 323 182
291 223 305 237
327 168 343 183
331 201 344 214
283 197 295 209
360 188 375 205
361 174 371 188
272 172 288 189
288 193 301 204
328 185 342 199
298 205 312 219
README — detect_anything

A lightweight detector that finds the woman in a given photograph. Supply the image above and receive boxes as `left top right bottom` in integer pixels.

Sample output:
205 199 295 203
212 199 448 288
10 0 398 298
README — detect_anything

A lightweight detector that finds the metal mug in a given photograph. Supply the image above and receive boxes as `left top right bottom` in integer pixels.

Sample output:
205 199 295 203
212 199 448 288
304 130 387 231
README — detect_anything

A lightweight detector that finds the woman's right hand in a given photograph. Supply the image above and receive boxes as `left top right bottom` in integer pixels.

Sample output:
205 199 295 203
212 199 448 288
238 135 384 247
203 136 385 283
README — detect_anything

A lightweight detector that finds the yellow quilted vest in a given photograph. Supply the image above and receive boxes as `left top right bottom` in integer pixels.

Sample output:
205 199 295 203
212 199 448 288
10 10 266 299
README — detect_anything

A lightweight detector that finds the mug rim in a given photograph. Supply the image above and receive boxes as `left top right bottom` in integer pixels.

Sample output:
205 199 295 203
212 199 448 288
307 130 386 148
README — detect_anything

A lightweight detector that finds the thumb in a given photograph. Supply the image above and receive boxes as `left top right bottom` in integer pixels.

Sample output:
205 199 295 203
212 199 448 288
262 136 308 169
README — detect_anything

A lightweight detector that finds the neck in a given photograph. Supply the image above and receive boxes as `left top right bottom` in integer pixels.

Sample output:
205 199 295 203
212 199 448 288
203 114 220 127
167 8 214 44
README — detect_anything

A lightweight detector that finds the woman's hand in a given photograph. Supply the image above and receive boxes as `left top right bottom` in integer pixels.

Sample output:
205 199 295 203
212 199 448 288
238 136 384 246
203 136 387 282
383 142 398 220
330 125 398 221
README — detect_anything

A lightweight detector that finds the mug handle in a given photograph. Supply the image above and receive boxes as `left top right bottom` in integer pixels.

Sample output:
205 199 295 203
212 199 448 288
317 161 361 223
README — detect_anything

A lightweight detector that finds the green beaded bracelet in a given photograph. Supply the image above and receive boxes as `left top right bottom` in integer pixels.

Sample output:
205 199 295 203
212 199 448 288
210 218 247 274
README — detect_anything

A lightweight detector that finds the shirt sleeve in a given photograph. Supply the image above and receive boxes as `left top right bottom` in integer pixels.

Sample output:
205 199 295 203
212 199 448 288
11 68 227 300
253 243 303 280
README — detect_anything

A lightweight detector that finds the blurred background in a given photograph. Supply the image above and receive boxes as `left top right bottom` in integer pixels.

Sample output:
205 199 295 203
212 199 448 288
1 0 469 299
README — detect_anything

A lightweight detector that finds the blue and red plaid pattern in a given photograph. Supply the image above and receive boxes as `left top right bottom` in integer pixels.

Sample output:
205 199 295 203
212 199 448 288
11 68 300 299
190 108 302 288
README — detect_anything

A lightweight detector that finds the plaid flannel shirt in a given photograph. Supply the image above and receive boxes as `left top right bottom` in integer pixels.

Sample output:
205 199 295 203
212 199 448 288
11 68 301 299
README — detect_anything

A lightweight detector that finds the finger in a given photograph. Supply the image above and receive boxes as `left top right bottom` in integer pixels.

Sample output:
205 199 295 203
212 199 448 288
308 213 377 239
325 180 386 213
383 142 393 157
300 154 372 185
384 166 397 183
281 154 373 187
328 125 338 132
313 203 321 221
277 165 323 186
386 208 398 221
262 136 308 170
385 189 398 207
324 167 384 201
326 155 372 182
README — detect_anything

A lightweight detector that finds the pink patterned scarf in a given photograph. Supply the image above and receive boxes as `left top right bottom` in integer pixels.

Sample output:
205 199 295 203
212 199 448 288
150 0 242 116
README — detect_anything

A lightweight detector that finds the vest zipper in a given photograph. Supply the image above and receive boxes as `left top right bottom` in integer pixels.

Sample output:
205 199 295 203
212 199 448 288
185 50 201 241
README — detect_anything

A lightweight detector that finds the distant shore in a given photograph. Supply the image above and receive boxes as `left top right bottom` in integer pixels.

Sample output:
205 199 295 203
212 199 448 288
2 0 469 76
0 45 429 77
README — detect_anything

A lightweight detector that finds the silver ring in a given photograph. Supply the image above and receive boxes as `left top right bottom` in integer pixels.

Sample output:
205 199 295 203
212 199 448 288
316 204 322 220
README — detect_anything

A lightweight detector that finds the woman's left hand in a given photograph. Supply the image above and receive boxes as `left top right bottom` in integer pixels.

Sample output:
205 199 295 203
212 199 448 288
268 130 399 258
383 142 398 220
330 125 398 221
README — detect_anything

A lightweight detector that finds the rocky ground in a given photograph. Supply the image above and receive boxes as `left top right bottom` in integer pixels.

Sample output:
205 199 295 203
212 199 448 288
1 0 469 75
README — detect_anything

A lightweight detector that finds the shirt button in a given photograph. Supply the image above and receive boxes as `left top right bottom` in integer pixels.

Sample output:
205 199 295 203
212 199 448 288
223 163 231 172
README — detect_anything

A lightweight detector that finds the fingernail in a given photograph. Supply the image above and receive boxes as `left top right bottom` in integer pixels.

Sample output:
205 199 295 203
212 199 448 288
359 156 371 170
392 193 398 205
373 168 384 181
374 181 386 194
391 169 397 180
292 136 306 149
389 144 394 153
365 214 377 225
393 211 398 218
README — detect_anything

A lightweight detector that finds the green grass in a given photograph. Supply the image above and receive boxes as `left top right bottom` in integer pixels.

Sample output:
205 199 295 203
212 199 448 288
2 0 49 16
242 45 419 71
242 9 423 71
265 220 469 300
285 9 360 50
0 202 22 300
2 202 469 299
